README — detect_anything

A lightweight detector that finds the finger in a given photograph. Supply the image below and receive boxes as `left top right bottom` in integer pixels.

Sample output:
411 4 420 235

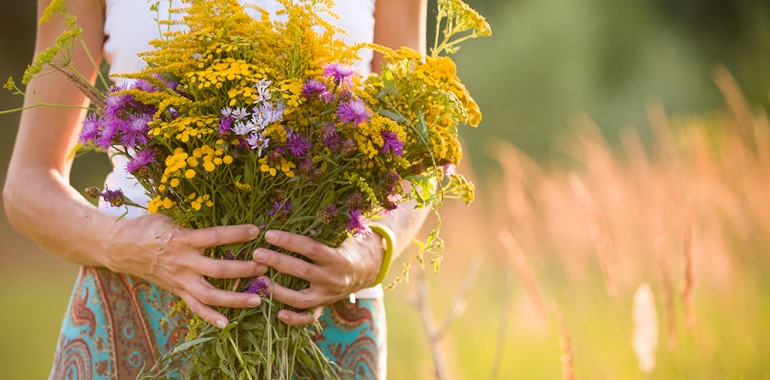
263 230 332 262
194 256 268 279
264 279 333 310
178 290 229 329
184 224 260 248
187 278 262 309
252 248 326 283
278 306 324 327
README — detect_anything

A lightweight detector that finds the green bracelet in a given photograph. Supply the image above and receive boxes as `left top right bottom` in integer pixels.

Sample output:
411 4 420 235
369 222 396 286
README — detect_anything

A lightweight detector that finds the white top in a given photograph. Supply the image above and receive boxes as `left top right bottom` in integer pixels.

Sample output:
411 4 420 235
101 0 382 299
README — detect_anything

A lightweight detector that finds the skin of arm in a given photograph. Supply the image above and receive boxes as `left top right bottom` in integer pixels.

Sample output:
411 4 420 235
3 0 269 329
251 0 431 326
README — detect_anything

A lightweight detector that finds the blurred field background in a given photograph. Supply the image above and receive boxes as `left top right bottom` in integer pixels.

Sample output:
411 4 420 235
2 0 770 379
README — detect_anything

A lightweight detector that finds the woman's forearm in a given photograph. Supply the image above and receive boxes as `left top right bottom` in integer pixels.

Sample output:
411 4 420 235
4 0 112 267
371 0 428 73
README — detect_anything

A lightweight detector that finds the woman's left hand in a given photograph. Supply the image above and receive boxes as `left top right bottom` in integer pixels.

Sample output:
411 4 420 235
252 229 384 326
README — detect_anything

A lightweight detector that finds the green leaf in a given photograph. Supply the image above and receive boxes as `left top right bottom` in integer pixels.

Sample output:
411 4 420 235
171 336 215 355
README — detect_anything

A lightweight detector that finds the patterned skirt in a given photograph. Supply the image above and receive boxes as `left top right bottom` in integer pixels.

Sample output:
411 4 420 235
50 267 386 379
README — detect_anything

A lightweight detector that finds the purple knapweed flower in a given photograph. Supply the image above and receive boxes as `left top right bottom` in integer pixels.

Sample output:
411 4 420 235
380 130 404 156
125 149 155 175
383 193 403 212
120 113 152 148
219 116 234 136
303 79 326 97
95 118 120 150
323 63 357 87
103 84 134 119
322 124 341 150
303 79 334 102
79 113 101 145
337 98 371 126
267 200 291 219
286 130 311 157
244 277 270 297
134 79 156 93
102 188 125 208
347 209 372 238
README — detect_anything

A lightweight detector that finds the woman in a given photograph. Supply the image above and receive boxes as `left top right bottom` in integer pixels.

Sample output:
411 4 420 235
3 0 429 378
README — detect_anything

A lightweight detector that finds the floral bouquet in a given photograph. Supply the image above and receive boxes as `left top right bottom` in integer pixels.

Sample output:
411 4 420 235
9 0 490 377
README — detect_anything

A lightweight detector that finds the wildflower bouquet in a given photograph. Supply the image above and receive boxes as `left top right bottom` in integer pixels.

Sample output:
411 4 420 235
10 0 490 377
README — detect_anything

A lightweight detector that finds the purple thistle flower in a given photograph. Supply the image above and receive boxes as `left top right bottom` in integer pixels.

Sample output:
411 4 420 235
125 149 156 175
267 200 291 218
102 188 125 208
103 84 134 119
219 116 234 136
303 79 334 102
347 209 372 237
323 63 357 87
134 79 156 93
79 113 101 145
380 130 405 156
95 118 120 150
244 277 270 297
302 79 326 96
340 139 357 156
383 193 402 211
322 124 341 150
119 113 152 148
286 130 311 157
337 98 371 126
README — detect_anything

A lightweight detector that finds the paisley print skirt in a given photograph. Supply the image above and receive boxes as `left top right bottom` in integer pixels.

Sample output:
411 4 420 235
50 267 386 379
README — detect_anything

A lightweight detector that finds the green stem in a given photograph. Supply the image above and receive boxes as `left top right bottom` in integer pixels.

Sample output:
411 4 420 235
227 334 254 380
0 102 91 115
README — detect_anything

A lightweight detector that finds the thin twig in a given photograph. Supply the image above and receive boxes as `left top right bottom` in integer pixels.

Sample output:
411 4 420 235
488 263 514 380
411 261 480 380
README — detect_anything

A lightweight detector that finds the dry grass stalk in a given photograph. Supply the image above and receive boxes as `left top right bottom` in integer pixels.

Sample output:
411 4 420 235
498 230 550 331
411 260 480 380
654 231 677 350
488 263 515 380
551 303 576 380
567 172 618 296
680 216 695 329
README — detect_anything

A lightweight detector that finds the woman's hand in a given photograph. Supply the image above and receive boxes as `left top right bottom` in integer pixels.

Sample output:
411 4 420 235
103 213 268 329
251 230 384 326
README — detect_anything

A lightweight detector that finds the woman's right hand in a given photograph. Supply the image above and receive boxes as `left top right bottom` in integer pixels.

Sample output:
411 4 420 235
102 213 267 329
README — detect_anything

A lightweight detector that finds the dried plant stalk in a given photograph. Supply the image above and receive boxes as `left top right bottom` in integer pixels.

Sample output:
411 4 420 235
551 303 576 380
498 230 549 331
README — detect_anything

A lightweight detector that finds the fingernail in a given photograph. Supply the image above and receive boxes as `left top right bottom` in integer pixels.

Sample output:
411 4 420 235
247 297 261 307
216 318 228 329
253 249 267 262
248 226 260 238
265 230 277 242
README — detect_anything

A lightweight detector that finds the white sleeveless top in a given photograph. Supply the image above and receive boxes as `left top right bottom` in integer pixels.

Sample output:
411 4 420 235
101 0 382 299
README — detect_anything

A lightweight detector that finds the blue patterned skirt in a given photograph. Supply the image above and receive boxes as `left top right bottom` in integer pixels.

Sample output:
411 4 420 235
50 267 386 379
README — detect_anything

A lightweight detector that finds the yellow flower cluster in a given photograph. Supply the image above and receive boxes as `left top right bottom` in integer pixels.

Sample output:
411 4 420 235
354 115 407 159
259 156 296 177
